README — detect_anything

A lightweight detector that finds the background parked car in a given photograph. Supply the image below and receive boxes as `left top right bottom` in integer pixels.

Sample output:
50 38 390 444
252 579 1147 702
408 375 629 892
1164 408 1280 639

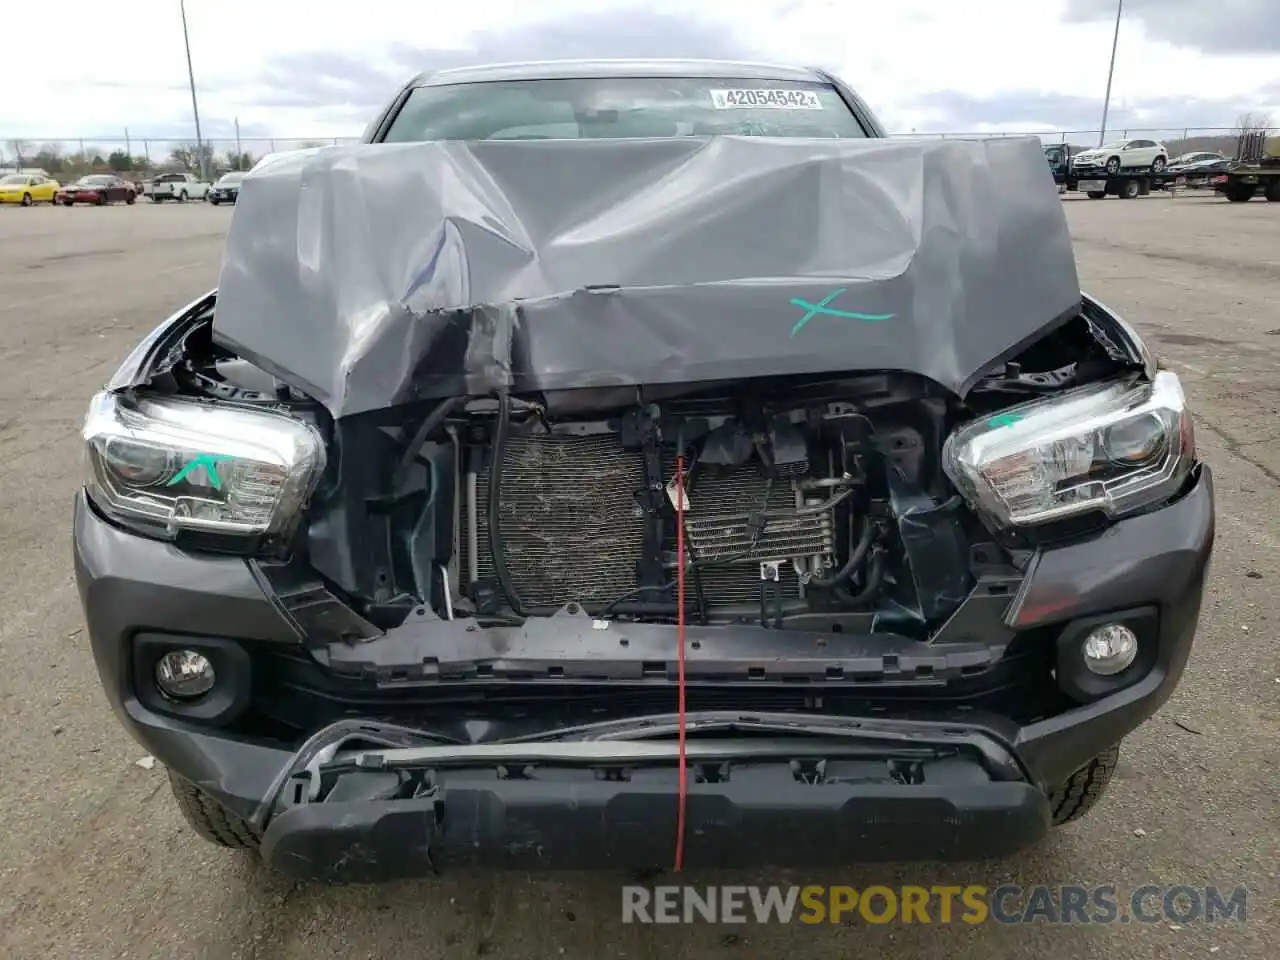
144 173 211 202
0 173 60 205
207 171 245 205
1176 157 1233 190
56 175 138 206
1167 151 1226 173
1071 139 1169 175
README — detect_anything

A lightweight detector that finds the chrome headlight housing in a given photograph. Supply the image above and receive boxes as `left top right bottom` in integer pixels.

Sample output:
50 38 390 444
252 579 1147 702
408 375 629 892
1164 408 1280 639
943 371 1195 529
83 392 325 542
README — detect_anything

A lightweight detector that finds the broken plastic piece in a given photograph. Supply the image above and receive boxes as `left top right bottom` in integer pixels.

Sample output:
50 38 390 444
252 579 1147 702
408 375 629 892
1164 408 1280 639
665 478 690 512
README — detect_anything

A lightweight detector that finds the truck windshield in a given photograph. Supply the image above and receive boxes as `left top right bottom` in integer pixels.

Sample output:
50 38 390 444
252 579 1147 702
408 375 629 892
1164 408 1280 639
382 77 869 142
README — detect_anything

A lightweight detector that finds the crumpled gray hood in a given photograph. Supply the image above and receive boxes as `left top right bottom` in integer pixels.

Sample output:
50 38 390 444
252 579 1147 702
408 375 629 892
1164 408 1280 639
212 135 1080 418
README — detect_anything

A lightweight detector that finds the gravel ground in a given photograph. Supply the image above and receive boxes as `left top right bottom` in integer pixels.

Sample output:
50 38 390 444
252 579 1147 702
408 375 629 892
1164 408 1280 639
0 194 1275 960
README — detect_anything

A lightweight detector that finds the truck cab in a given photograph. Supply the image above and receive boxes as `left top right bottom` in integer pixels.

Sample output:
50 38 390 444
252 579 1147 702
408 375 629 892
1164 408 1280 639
1043 143 1072 186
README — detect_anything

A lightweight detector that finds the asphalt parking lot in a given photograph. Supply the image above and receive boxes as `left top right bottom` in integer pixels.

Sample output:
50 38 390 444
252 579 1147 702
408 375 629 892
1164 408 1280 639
0 195 1276 960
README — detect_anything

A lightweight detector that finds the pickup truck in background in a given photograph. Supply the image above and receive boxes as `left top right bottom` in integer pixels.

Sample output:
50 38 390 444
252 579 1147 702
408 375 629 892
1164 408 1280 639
145 173 211 203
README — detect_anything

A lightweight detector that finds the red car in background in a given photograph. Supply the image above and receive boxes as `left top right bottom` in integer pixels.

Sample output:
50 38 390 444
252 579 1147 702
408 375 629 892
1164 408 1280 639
57 175 138 206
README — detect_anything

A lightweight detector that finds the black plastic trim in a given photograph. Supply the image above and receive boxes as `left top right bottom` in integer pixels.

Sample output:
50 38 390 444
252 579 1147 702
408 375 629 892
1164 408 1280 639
260 754 1048 879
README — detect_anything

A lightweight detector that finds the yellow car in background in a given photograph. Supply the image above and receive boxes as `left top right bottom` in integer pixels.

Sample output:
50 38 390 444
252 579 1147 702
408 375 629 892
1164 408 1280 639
0 173 61 205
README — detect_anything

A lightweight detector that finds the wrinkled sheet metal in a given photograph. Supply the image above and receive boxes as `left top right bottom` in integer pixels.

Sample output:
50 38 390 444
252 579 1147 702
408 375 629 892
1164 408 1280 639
212 135 1080 418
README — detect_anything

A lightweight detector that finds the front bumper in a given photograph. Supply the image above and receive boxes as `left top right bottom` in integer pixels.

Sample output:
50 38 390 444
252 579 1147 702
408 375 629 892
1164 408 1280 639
258 730 1049 880
73 465 1215 876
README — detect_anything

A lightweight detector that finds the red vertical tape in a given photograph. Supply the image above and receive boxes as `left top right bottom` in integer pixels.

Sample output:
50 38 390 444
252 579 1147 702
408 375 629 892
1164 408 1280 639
674 453 688 872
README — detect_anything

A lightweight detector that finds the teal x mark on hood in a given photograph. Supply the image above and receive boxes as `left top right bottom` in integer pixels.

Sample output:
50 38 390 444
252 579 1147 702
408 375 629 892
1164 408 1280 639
789 289 895 337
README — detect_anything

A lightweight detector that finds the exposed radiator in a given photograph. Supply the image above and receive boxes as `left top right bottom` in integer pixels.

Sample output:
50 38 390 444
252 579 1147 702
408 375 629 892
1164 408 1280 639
460 434 646 608
672 460 834 604
459 434 837 610
680 465 832 564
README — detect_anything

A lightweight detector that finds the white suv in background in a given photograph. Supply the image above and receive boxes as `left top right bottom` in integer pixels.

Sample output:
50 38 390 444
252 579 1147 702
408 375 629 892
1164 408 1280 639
1071 139 1169 175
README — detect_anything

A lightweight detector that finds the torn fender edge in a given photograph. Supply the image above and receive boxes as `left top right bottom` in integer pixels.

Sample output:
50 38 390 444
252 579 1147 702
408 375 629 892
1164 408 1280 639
106 289 218 391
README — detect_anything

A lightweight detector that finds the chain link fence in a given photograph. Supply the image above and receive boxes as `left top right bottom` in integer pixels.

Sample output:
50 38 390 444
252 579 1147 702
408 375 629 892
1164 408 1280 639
890 126 1251 145
1 126 1268 178
0 136 362 179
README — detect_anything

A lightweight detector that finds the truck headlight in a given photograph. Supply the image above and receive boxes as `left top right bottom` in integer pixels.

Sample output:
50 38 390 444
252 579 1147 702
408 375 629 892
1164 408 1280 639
943 371 1195 528
83 392 325 542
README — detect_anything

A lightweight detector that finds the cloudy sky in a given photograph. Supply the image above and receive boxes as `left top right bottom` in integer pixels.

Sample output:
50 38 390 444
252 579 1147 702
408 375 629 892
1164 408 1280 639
2 0 1277 154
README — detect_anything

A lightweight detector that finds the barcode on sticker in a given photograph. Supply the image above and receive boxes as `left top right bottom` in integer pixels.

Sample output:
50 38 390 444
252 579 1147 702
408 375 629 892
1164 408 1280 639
710 88 824 110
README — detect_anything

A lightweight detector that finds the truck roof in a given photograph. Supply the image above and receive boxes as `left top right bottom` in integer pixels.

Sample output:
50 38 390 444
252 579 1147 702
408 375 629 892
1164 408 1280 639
410 58 828 87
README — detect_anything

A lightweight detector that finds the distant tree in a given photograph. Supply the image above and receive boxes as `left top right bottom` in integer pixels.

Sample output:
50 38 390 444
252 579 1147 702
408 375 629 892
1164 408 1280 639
169 142 216 173
91 154 106 167
58 150 95 176
33 144 65 173
108 151 134 171
1235 112 1273 136
224 150 256 170
5 139 29 168
169 144 194 169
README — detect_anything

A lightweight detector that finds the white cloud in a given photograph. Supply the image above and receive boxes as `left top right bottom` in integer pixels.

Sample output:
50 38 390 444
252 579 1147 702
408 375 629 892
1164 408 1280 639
1 0 1277 156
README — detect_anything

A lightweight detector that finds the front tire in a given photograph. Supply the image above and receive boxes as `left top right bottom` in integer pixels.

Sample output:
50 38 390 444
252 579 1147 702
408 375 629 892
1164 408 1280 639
1151 156 1166 173
167 770 259 850
20 193 32 207
1087 190 1107 199
1049 744 1120 825
1265 179 1280 202
209 197 220 206
1105 156 1121 175
177 190 188 203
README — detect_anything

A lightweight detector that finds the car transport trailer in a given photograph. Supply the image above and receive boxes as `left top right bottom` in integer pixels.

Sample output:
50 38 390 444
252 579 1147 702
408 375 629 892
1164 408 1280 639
1070 170 1178 200
1212 162 1280 202
1045 135 1280 202
1043 144 1176 199
1067 164 1280 202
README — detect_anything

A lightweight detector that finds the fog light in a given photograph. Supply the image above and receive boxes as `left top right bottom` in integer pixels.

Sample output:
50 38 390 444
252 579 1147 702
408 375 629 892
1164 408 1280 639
1082 624 1138 675
155 650 215 699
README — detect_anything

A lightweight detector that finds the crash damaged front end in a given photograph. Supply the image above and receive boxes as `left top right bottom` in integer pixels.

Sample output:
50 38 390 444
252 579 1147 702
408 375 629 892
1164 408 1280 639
72 135 1214 878
72 287 1214 877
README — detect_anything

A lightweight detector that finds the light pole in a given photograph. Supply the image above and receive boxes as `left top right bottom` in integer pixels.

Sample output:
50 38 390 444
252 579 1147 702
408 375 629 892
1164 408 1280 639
180 0 207 180
1098 0 1123 147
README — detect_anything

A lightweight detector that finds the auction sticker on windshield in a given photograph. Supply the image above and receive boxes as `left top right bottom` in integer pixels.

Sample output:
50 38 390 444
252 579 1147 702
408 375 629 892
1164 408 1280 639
710 89 824 110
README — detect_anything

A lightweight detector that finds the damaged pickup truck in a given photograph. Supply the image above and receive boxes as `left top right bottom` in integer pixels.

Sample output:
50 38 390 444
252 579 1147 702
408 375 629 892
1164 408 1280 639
73 60 1214 881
